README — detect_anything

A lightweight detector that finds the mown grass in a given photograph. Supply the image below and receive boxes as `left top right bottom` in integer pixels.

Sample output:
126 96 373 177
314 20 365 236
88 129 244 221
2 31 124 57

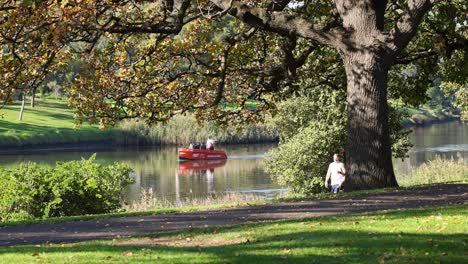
0 98 115 147
1 205 466 263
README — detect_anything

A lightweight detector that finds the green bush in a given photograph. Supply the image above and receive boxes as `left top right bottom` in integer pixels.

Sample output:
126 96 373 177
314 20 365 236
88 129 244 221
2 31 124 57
265 90 412 196
0 155 134 222
264 85 348 196
265 122 346 195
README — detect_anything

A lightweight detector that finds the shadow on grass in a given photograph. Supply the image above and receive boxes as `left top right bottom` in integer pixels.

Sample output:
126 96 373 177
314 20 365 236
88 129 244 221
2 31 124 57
21 107 73 121
1 206 465 263
1 230 464 263
0 119 114 146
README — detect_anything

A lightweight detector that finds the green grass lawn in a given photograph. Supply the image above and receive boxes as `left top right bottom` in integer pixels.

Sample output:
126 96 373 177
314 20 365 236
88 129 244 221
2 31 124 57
1 205 466 264
0 98 115 147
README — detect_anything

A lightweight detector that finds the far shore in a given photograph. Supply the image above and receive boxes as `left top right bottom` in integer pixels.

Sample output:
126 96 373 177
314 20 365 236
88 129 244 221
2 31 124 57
402 113 460 128
0 117 462 156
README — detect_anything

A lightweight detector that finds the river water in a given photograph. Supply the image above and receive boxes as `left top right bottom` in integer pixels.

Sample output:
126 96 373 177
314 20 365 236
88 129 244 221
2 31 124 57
0 121 466 202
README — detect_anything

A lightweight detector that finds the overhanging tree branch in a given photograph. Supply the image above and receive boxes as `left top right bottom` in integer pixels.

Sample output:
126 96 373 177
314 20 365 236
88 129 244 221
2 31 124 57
209 0 340 48
386 0 433 55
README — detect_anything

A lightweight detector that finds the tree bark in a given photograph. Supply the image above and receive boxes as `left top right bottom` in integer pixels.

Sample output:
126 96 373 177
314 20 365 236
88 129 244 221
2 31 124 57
18 93 26 121
30 87 36 108
342 52 398 190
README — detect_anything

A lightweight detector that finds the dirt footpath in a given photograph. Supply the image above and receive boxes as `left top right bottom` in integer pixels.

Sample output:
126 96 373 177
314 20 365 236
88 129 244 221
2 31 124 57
1 184 466 247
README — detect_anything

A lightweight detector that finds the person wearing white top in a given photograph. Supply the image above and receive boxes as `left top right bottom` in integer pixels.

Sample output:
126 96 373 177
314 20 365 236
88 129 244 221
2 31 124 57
325 154 346 193
206 136 215 150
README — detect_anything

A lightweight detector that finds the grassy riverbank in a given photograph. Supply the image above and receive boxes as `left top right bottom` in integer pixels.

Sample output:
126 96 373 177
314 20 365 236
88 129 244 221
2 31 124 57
0 99 116 148
392 103 460 127
1 205 466 263
0 98 277 149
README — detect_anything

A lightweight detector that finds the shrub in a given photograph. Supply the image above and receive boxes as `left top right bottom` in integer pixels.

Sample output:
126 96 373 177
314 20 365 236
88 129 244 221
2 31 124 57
265 122 346 195
0 155 134 222
264 93 412 196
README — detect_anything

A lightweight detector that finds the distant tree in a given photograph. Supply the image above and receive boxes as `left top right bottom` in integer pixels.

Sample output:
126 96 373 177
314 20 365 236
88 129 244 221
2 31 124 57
441 82 468 120
0 1 465 190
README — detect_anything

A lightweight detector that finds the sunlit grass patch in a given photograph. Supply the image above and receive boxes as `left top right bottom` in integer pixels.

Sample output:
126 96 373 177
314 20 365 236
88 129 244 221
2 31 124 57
0 98 115 147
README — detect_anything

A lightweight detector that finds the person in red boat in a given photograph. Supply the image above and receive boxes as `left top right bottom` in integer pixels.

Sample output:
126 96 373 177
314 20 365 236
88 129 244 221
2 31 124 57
206 136 215 150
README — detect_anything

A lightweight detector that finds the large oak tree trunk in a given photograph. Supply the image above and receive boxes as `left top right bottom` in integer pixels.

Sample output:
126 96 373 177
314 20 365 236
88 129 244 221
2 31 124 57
343 52 398 191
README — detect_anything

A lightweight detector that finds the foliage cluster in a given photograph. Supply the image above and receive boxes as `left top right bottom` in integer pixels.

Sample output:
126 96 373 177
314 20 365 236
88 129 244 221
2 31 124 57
440 82 468 121
0 155 133 222
265 121 346 195
3 1 464 127
264 84 347 195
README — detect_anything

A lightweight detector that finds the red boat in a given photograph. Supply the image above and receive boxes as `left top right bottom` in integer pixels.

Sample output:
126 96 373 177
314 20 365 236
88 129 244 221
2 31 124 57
178 148 227 160
178 159 227 174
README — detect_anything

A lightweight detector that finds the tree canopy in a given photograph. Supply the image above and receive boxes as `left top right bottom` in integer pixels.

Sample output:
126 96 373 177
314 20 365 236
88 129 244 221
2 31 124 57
0 0 466 190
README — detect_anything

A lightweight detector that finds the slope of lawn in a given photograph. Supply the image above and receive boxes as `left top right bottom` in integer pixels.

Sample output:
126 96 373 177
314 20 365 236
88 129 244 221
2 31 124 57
1 205 466 264
0 98 115 148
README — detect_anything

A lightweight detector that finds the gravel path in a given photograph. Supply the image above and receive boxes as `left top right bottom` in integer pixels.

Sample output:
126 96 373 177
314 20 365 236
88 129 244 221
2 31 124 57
1 184 466 247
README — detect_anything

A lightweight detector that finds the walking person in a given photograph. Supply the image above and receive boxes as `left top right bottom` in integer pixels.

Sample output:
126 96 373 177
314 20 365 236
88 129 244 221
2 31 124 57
325 154 346 193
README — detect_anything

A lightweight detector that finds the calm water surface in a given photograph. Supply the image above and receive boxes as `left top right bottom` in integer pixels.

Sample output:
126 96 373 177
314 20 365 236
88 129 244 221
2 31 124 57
0 121 466 202
393 121 467 177
0 144 283 202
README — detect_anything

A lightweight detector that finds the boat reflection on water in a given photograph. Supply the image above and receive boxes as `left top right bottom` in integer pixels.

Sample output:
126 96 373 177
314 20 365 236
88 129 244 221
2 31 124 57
178 159 227 175
175 160 227 199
